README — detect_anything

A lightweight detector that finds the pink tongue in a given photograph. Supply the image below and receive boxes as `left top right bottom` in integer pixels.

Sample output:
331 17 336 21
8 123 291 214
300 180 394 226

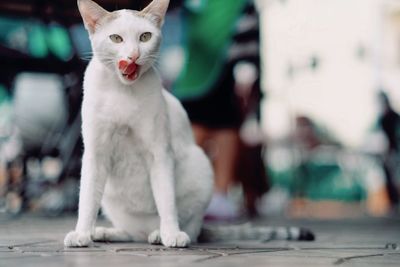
118 60 137 75
125 63 137 75
118 60 128 70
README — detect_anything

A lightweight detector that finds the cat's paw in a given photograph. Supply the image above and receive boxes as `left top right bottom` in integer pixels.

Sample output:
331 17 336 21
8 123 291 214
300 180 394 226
161 231 191 248
92 227 109 241
148 230 162 245
64 231 92 247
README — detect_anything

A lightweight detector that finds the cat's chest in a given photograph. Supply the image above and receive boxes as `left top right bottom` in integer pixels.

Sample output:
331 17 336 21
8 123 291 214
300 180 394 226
97 89 140 122
86 91 156 136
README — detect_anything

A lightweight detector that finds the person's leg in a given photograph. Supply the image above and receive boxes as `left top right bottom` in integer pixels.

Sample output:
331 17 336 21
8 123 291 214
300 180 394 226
211 128 240 194
192 124 240 193
191 124 241 219
191 124 210 147
200 128 240 219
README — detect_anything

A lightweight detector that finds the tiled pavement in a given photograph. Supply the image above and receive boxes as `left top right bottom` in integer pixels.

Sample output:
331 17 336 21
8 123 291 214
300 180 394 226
0 214 399 266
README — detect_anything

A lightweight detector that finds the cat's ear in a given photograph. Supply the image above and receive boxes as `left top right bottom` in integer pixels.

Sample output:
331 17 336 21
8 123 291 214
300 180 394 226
77 0 110 34
140 0 170 27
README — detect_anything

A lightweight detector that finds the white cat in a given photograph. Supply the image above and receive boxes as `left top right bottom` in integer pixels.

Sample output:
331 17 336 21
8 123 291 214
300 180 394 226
64 0 213 248
64 0 314 248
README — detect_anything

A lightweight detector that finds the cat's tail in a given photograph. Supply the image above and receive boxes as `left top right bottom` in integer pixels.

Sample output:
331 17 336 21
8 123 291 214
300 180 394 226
198 223 315 242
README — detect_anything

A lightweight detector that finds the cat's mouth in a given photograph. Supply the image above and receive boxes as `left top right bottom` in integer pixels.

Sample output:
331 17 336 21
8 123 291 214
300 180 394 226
118 60 139 81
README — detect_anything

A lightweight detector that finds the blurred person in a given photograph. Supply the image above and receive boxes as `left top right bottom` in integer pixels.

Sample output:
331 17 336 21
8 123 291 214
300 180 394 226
378 91 400 210
172 0 269 219
294 116 322 151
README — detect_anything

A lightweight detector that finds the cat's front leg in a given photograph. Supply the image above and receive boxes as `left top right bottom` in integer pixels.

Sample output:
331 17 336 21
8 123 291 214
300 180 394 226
64 152 107 247
149 152 190 248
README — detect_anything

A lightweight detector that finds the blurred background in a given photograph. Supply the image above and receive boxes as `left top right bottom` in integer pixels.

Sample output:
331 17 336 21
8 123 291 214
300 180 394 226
0 0 399 220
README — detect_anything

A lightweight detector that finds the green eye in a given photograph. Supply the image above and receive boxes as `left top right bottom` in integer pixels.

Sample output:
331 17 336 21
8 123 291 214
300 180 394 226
140 32 152 42
109 34 123 43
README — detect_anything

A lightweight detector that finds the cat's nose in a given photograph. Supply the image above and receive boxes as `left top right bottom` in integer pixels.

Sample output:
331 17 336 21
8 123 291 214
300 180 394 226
127 52 139 63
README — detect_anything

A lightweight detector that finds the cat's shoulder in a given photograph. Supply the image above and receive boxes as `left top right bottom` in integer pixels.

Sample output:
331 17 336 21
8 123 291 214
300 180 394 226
162 90 183 109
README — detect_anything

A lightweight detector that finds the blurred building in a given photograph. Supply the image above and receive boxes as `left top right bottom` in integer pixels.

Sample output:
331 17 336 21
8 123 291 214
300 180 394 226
259 0 400 148
255 0 400 217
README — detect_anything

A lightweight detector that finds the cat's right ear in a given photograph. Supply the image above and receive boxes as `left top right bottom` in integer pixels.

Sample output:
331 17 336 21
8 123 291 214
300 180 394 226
77 0 110 34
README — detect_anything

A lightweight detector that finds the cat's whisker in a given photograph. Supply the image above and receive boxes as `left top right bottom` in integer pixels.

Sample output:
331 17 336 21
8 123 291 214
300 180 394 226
80 56 93 60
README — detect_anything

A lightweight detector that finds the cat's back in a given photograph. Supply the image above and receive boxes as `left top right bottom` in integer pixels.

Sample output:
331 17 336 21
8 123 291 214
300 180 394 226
162 90 195 146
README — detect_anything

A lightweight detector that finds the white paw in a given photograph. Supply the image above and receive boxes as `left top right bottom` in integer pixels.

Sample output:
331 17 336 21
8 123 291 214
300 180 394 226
148 230 162 245
64 231 92 247
92 227 108 241
161 231 191 248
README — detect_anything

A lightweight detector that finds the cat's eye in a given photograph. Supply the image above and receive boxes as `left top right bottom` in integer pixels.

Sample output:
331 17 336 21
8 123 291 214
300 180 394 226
140 32 152 42
109 34 123 43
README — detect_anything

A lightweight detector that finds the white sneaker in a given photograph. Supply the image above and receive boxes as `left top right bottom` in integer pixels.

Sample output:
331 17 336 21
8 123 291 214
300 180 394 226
205 192 239 221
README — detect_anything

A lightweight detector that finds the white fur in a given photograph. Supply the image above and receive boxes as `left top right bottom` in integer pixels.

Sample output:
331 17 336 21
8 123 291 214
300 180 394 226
64 0 213 248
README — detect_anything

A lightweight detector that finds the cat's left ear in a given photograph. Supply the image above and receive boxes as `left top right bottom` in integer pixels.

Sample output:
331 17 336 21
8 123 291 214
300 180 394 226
140 0 170 27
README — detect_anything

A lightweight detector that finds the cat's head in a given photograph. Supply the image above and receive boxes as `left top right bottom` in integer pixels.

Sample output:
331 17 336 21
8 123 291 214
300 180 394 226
78 0 169 85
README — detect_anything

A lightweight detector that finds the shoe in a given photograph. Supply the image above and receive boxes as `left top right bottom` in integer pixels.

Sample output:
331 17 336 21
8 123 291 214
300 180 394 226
204 192 239 221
